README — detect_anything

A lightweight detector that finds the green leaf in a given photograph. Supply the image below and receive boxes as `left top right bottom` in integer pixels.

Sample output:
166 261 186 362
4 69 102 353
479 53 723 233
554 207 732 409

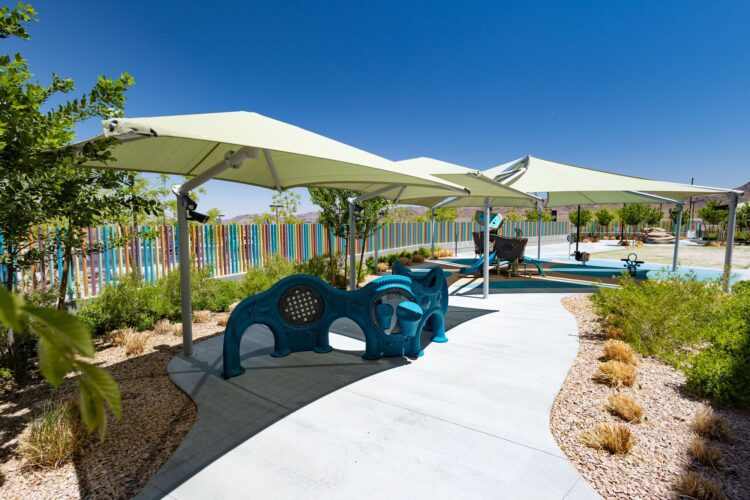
76 361 122 418
0 286 23 331
37 334 73 386
78 376 105 438
24 305 94 357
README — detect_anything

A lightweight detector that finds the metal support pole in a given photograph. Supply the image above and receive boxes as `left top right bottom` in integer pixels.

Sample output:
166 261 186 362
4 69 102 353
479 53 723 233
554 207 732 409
575 205 581 254
672 203 684 271
723 192 739 291
537 205 543 259
430 209 436 259
176 193 193 357
483 197 490 299
348 200 356 290
173 147 257 357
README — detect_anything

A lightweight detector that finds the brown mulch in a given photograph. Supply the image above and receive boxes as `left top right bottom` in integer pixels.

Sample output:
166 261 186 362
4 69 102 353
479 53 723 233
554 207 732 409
0 313 230 499
551 295 750 499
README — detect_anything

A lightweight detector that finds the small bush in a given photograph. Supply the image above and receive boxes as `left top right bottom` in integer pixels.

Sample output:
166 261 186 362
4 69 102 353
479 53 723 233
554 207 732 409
603 339 638 365
690 436 724 469
591 273 722 364
691 409 732 442
416 247 430 258
398 256 411 266
108 328 131 347
295 254 331 281
376 262 388 273
606 393 643 423
411 254 425 264
124 330 148 356
593 360 637 387
686 291 750 408
676 472 726 500
581 423 635 454
216 314 229 327
435 247 453 258
193 310 211 324
19 401 84 468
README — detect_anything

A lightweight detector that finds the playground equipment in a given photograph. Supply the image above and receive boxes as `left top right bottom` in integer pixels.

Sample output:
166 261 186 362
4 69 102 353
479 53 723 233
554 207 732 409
223 274 436 379
461 235 545 277
621 252 644 277
475 210 502 229
392 261 449 343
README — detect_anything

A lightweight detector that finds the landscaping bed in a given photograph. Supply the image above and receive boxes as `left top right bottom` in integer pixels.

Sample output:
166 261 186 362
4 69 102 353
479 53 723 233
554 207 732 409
0 313 227 499
551 295 750 499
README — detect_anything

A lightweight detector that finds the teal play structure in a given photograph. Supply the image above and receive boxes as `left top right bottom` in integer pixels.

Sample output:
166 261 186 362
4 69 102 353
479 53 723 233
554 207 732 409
475 210 502 229
222 270 448 379
392 261 449 344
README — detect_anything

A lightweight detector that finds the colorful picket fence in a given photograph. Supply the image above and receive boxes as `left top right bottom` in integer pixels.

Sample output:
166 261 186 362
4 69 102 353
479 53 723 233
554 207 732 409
575 219 702 236
2 220 571 298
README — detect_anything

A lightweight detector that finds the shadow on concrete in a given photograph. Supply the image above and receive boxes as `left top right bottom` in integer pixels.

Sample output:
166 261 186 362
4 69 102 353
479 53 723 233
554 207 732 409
138 305 494 498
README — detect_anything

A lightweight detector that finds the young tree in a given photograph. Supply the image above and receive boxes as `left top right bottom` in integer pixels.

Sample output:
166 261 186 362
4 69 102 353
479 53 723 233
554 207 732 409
434 207 458 222
568 208 593 227
308 188 389 284
643 206 663 226
698 200 729 242
617 204 649 240
523 208 553 222
504 209 523 222
668 205 690 234
594 208 615 237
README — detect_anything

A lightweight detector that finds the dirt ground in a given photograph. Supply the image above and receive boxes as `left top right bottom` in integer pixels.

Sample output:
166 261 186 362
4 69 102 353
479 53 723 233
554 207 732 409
590 243 750 269
0 314 228 500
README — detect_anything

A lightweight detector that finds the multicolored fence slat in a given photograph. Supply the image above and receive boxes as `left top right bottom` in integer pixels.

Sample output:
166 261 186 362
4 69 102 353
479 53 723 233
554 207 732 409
2 219 593 297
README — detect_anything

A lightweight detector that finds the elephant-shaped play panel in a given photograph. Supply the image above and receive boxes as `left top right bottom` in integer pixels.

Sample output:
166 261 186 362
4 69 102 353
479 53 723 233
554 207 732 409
392 261 449 343
222 274 440 379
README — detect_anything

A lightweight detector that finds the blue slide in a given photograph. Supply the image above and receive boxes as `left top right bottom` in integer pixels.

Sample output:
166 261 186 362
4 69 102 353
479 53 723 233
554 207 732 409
460 251 496 274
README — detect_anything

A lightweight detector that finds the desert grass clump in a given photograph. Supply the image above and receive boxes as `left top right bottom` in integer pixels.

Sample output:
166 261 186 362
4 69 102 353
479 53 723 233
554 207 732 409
19 401 84 468
676 471 726 500
692 408 732 442
124 330 148 356
108 328 133 347
593 360 637 387
606 393 643 423
581 422 635 454
193 310 211 324
216 314 229 327
603 339 638 365
376 262 388 273
153 319 176 336
690 436 724 469
605 324 627 340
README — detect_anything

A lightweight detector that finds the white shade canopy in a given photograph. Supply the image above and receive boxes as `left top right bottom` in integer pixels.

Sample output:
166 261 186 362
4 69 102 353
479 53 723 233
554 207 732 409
485 156 738 206
393 157 540 208
79 111 468 198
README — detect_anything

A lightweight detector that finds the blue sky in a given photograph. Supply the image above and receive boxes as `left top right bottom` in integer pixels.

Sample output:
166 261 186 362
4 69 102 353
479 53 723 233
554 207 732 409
11 1 750 217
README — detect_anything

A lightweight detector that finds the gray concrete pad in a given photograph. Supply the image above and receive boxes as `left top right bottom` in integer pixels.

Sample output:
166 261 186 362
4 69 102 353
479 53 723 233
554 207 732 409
141 294 599 499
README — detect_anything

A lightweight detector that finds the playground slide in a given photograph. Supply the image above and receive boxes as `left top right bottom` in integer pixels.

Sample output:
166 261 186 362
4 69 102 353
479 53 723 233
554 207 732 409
460 251 496 274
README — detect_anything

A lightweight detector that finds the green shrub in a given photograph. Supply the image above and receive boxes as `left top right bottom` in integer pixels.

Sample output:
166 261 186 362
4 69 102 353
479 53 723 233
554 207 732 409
732 280 750 296
240 254 295 296
591 273 723 365
295 254 330 281
686 291 750 408
416 247 430 258
365 256 376 275
77 274 165 334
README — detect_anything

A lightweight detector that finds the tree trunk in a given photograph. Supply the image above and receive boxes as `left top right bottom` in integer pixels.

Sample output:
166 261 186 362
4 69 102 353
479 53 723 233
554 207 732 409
357 227 369 283
56 243 73 310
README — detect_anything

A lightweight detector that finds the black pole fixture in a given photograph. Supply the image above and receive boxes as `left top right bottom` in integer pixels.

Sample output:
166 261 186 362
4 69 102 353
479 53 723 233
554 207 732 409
575 204 581 253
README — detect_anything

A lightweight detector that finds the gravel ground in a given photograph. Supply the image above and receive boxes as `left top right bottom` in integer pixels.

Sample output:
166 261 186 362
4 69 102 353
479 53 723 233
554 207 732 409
551 295 750 499
0 313 228 499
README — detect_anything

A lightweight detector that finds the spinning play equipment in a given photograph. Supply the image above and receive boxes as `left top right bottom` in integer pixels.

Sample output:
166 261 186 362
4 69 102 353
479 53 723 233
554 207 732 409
621 252 644 277
392 261 449 343
223 274 440 379
475 210 502 229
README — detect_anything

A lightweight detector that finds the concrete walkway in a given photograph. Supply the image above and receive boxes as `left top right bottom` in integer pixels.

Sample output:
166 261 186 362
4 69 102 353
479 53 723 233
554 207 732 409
143 293 599 499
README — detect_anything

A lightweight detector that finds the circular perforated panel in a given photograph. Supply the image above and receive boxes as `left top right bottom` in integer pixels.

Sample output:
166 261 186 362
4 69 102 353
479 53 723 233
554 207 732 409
371 289 414 333
279 285 323 327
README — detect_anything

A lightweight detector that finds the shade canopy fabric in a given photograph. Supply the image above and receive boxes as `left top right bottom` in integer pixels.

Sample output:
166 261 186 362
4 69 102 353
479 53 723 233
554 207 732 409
392 157 539 208
484 156 737 206
79 111 468 198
